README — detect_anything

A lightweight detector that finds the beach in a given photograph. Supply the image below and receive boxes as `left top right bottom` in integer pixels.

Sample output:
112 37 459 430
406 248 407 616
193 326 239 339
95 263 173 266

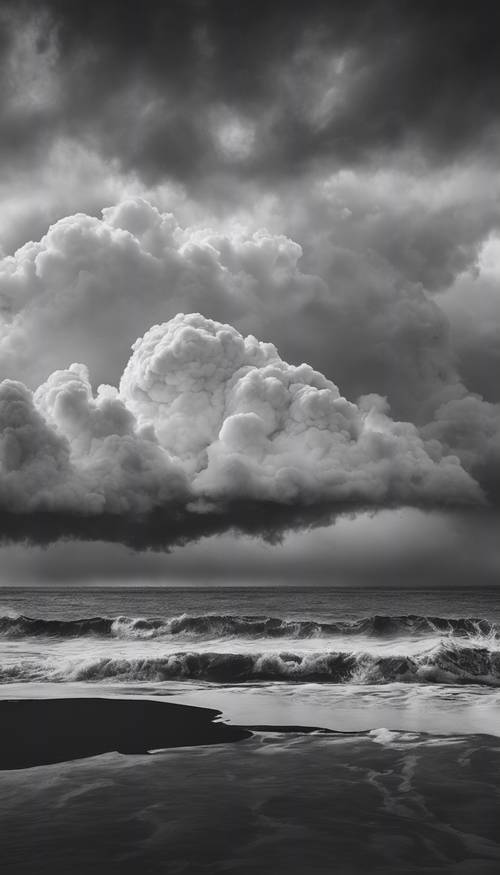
1 586 500 873
1 699 500 874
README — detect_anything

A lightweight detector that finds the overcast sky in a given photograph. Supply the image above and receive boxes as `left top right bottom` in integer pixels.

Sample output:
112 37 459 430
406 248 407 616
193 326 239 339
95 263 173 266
0 0 499 585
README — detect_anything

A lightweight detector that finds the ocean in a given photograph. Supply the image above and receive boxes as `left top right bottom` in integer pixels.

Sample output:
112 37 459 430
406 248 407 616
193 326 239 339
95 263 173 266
2 586 500 733
2 586 500 873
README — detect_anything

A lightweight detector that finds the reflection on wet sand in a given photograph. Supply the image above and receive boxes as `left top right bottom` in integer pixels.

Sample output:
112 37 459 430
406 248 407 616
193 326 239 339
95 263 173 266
2 709 500 874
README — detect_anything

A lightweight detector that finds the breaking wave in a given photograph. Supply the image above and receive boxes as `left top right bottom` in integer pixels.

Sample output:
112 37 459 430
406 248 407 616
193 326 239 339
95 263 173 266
0 614 114 638
0 612 496 641
2 642 500 686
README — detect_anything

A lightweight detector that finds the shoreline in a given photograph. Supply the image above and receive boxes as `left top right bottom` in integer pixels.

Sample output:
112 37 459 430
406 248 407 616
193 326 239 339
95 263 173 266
0 696 372 770
1 695 498 771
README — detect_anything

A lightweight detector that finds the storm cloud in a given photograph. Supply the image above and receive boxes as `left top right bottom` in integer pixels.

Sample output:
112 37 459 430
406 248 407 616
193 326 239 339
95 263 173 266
0 2 499 579
1 0 500 184
0 312 485 550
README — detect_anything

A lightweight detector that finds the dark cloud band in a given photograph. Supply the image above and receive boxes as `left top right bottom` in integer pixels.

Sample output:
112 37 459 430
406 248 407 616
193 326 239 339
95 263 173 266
1 0 500 184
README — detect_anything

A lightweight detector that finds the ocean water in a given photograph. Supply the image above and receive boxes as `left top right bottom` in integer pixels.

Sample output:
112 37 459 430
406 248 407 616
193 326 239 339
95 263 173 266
1 586 500 736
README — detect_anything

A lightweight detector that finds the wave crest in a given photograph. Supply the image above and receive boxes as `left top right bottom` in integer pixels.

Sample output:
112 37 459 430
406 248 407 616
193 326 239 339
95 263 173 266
2 642 499 686
0 614 113 638
0 612 495 641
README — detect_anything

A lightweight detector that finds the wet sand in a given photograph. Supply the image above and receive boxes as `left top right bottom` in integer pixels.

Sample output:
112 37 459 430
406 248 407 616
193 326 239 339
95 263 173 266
1 698 500 874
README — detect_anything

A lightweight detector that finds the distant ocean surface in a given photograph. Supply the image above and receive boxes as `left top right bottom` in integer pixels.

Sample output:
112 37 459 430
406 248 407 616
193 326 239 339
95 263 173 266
2 586 500 736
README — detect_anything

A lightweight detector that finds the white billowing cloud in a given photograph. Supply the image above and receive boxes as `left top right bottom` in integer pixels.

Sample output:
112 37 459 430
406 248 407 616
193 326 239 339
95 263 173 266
122 315 479 507
2 187 496 428
1 198 499 523
0 314 484 550
0 363 188 520
0 197 322 391
119 313 278 470
31 362 189 516
0 141 166 257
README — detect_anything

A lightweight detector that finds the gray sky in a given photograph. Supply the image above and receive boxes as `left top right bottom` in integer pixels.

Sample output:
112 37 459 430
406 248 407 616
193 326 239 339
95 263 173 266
0 0 499 585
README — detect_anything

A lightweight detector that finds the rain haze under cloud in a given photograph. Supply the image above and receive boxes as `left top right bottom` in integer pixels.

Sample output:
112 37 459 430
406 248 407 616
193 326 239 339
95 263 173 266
0 0 499 584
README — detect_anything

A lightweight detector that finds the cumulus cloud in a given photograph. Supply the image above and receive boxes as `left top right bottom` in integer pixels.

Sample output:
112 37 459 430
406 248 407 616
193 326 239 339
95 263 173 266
1 198 499 525
0 198 324 388
0 312 485 550
4 192 497 421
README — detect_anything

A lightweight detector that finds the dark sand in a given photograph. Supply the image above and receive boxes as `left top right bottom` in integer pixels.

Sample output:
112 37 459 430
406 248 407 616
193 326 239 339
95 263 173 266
0 697 251 768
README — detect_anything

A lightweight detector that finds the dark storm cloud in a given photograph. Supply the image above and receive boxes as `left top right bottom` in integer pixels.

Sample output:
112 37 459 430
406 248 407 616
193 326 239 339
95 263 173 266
2 510 498 588
0 503 371 552
0 503 491 560
1 0 500 185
